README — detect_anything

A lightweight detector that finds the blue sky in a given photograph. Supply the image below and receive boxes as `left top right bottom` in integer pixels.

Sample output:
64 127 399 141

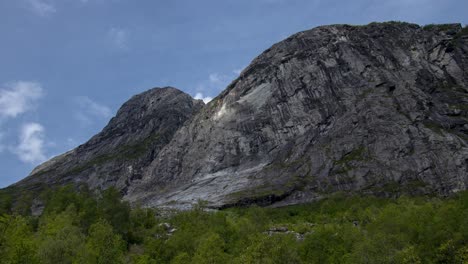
0 0 467 187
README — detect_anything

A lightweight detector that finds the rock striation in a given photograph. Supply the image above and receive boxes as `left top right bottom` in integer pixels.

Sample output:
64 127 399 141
11 22 468 209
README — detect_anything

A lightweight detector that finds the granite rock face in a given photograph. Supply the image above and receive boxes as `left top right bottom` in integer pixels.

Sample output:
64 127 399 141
127 22 468 208
15 87 204 194
13 22 468 209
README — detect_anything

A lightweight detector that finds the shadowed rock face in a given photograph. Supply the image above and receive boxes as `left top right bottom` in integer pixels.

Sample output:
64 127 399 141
14 87 204 194
126 22 468 209
11 22 468 209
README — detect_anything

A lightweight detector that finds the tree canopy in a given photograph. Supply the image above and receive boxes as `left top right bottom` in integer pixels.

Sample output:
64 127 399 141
0 186 467 263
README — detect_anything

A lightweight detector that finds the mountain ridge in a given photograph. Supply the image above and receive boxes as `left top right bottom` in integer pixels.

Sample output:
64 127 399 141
8 22 468 209
14 87 204 196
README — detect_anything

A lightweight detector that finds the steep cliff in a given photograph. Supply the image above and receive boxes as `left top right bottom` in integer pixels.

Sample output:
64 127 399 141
11 22 468 209
126 22 468 208
14 87 204 194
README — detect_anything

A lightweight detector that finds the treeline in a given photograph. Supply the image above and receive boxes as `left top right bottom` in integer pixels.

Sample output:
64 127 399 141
0 186 467 263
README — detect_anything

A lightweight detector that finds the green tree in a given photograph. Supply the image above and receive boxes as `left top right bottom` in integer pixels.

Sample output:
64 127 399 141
395 246 422 264
0 190 13 215
0 215 38 264
133 254 159 264
192 232 229 264
128 207 158 244
14 192 33 216
171 252 192 264
455 246 468 263
97 187 131 238
37 206 85 264
237 234 300 264
435 239 460 264
300 224 361 264
75 220 126 264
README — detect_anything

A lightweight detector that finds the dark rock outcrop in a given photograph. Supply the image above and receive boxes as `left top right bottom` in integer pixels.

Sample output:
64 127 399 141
11 22 468 209
14 87 204 194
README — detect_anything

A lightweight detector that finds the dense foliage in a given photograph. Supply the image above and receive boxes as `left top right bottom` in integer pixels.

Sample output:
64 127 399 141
0 186 467 263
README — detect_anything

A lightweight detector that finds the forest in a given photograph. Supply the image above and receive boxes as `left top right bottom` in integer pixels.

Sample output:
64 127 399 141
0 186 467 263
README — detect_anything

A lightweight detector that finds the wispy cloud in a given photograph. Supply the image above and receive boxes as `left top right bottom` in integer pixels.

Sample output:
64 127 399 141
108 27 129 50
233 69 243 75
209 73 223 84
66 137 78 148
0 81 43 119
194 68 243 103
194 92 213 104
12 122 47 164
26 0 56 16
73 96 112 125
0 81 45 164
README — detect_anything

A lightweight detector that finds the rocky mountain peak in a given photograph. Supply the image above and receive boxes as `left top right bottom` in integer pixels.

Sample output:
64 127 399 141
127 22 468 208
16 87 204 195
9 22 468 209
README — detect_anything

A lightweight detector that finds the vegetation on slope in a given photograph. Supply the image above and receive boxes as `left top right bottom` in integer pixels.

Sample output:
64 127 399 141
0 186 467 263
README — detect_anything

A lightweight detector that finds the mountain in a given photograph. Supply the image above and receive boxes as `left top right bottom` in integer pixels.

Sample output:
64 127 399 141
10 22 468 209
14 88 204 195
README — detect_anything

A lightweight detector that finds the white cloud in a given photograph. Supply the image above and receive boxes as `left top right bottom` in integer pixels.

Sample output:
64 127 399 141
66 137 77 146
209 73 222 84
75 96 111 118
233 69 243 75
27 0 56 16
108 27 129 50
0 81 43 118
208 72 236 84
13 122 47 164
194 92 213 104
73 96 112 125
193 68 243 104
